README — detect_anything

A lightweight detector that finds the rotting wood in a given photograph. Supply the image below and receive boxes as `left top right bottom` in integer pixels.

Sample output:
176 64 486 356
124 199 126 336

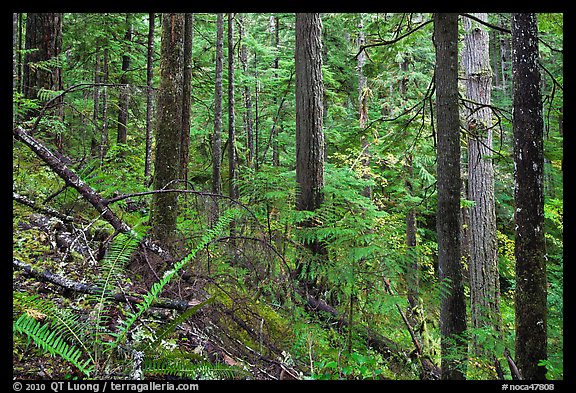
13 126 173 263
13 257 201 311
300 285 440 379
13 191 77 223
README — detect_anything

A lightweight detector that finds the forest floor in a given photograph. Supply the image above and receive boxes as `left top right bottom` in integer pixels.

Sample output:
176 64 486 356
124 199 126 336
13 208 304 380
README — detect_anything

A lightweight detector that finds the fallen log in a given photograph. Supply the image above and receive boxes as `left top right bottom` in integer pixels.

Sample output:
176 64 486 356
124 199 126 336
13 191 78 223
299 286 439 378
13 126 173 263
13 258 200 311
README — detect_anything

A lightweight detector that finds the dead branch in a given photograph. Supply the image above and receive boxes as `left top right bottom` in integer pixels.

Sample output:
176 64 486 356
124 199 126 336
505 348 523 380
13 191 78 223
13 257 200 311
13 126 173 263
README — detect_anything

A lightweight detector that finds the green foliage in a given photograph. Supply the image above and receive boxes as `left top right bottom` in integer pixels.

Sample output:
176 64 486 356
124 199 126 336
143 356 243 380
13 12 563 380
108 210 237 352
13 211 235 379
13 313 94 377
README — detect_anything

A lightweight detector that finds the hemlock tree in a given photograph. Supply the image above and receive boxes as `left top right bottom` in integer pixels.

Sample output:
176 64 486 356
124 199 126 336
179 13 194 186
228 12 239 251
434 12 467 380
23 13 64 148
295 13 326 282
211 13 225 224
511 12 547 381
117 13 132 146
151 13 185 246
461 12 501 373
144 13 156 184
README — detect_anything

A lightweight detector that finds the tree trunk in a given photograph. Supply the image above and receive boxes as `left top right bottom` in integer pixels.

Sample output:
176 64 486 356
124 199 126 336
462 13 502 371
180 13 194 187
239 14 255 168
151 13 185 246
511 12 547 381
499 14 512 94
357 13 372 200
117 13 132 146
13 13 18 94
91 45 101 158
211 13 225 223
23 13 64 148
434 13 467 380
295 13 326 281
144 13 156 185
271 15 281 167
228 13 239 251
100 48 110 163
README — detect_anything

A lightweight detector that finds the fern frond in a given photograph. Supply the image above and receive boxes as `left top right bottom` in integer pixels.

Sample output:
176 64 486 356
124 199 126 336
109 210 238 353
13 314 94 377
13 291 95 364
92 232 140 341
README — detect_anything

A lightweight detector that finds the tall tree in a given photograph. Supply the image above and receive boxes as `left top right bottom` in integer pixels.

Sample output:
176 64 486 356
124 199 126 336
271 15 281 167
357 13 372 200
144 13 156 184
228 13 239 249
117 13 133 146
100 47 110 162
211 13 225 223
239 14 255 168
151 13 185 246
461 12 501 372
511 12 547 381
434 12 467 380
295 13 326 281
23 13 64 147
180 13 194 186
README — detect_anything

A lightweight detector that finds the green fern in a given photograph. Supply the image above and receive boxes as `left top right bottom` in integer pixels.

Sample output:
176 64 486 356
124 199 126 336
108 209 237 352
91 232 140 343
14 292 94 363
143 356 243 380
13 313 94 377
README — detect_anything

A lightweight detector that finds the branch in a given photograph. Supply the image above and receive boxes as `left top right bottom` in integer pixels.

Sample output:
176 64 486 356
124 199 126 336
13 191 78 223
504 348 523 380
13 258 199 311
13 126 173 262
460 13 510 34
354 19 433 60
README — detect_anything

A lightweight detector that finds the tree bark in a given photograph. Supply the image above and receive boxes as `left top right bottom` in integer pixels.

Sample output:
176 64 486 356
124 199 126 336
239 14 255 168
295 13 326 280
462 12 501 369
357 13 372 200
100 48 110 162
228 13 239 253
434 13 467 380
271 15 281 167
151 13 185 246
211 13 225 223
116 13 132 146
144 13 156 185
23 13 64 148
180 13 194 186
511 12 547 381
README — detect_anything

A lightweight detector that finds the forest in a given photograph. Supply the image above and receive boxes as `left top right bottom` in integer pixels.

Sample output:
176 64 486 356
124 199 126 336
12 13 563 382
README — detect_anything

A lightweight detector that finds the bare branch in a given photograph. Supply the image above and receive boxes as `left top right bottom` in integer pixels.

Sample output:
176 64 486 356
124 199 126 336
13 258 199 311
